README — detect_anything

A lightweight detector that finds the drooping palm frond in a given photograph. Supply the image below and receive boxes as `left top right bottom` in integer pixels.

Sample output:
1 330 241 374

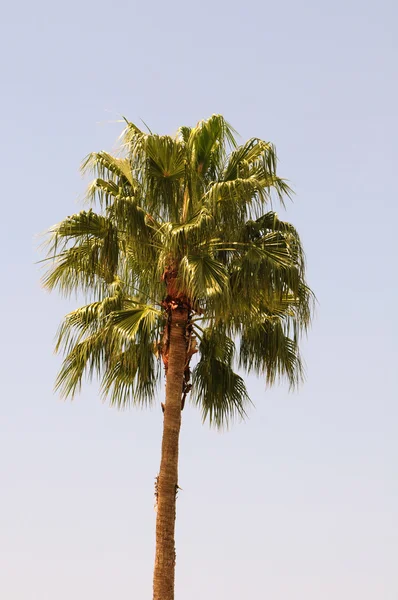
101 305 163 408
192 327 251 428
43 241 110 298
239 317 304 389
55 327 112 399
54 294 163 405
101 340 160 408
55 280 125 355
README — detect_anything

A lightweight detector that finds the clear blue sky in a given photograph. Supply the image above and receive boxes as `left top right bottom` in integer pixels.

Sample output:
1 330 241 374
1 0 397 598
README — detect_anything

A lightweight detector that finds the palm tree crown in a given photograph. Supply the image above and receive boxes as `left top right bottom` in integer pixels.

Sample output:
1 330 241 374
43 114 313 427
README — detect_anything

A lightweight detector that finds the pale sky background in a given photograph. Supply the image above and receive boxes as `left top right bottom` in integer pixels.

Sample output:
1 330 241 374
1 0 397 598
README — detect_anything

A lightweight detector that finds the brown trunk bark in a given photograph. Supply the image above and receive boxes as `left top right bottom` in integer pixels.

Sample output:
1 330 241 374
153 306 188 600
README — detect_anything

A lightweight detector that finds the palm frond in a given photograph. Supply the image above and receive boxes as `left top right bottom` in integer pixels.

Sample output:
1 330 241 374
222 138 275 181
192 327 251 428
187 114 238 181
81 152 134 186
156 209 215 259
205 177 270 222
145 135 186 181
110 304 162 341
178 125 192 145
43 241 110 296
101 341 160 408
55 280 125 355
222 138 292 205
239 318 304 388
55 298 162 404
102 303 163 407
179 253 230 300
55 328 113 399
119 119 147 156
43 212 120 293
47 210 114 246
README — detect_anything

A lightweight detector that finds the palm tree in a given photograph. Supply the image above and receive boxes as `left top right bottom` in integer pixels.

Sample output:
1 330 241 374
43 115 313 600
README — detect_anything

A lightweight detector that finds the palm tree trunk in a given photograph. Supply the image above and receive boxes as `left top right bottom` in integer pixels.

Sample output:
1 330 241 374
153 306 188 600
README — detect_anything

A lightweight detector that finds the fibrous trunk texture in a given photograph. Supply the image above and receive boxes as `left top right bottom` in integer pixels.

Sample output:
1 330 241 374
153 306 188 600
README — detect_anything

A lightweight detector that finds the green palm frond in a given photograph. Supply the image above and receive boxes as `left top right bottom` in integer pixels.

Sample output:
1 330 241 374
85 176 142 208
245 211 300 239
192 327 251 428
169 208 215 239
55 280 124 353
43 212 120 295
205 177 268 211
222 138 292 205
107 195 151 239
55 328 112 399
145 135 186 181
119 119 147 156
43 241 111 296
188 114 238 178
178 125 191 145
110 304 162 341
101 341 160 408
246 232 299 267
55 298 162 404
104 303 162 407
239 318 304 388
81 151 134 186
86 178 120 206
179 253 230 301
151 209 215 266
121 246 164 303
246 213 305 269
50 210 113 241
222 138 275 181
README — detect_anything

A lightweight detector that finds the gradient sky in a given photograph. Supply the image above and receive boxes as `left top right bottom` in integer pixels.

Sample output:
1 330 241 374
1 0 397 598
